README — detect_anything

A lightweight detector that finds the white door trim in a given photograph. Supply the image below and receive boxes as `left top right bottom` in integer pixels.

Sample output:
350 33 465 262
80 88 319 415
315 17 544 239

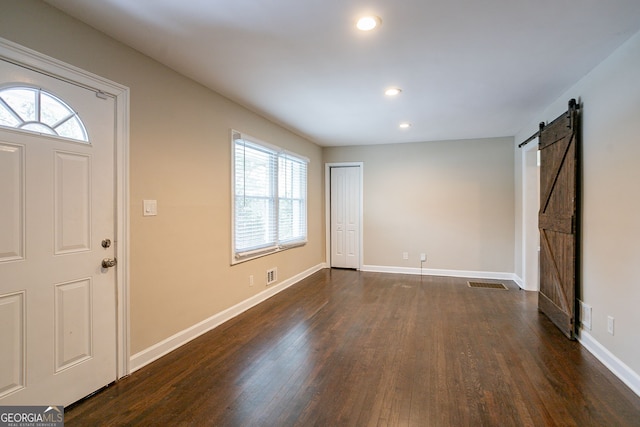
325 162 363 269
0 37 131 378
521 138 539 291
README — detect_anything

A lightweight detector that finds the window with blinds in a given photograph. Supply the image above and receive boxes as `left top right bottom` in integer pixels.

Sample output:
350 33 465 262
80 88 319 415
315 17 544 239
232 131 308 263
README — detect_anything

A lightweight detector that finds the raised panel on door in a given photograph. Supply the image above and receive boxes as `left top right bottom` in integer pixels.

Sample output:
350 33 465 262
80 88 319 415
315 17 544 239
345 168 358 260
0 142 24 262
331 167 347 267
55 278 93 372
0 291 25 398
54 151 92 254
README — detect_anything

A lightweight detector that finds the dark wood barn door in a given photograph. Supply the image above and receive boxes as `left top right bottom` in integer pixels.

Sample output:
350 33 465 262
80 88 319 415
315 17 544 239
538 100 580 339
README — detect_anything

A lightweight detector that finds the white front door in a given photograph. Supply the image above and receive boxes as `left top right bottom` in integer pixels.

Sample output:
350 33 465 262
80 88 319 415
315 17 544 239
0 58 117 406
330 166 360 269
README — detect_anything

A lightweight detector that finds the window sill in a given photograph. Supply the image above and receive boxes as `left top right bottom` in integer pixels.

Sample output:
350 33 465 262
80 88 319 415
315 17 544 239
231 241 307 265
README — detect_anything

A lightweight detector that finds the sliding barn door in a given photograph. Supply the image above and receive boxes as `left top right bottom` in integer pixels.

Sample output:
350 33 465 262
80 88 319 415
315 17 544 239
538 100 580 339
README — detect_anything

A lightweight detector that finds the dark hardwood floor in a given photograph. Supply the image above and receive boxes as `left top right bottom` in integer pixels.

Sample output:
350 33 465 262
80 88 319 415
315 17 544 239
65 269 640 426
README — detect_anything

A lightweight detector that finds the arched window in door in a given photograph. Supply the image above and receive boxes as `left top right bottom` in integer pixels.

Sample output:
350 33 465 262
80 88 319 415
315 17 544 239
0 86 88 142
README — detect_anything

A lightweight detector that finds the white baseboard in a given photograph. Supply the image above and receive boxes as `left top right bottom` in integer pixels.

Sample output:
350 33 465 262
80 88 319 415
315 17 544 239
512 275 525 289
361 264 520 283
578 329 640 397
130 262 328 373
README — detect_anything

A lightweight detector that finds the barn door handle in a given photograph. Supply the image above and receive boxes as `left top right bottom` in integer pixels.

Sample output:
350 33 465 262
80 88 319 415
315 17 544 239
102 258 117 268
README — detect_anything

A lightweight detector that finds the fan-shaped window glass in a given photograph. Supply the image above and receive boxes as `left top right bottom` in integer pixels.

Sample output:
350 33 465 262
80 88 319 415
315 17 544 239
0 86 88 142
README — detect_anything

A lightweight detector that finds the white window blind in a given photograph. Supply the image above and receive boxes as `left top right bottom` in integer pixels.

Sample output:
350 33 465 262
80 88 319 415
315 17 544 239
232 131 308 262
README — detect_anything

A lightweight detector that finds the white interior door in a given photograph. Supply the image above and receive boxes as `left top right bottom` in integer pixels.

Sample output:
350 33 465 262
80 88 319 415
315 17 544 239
330 166 360 269
0 59 117 406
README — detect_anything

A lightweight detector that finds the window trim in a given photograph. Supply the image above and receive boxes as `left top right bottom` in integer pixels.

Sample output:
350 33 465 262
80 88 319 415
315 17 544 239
230 130 308 265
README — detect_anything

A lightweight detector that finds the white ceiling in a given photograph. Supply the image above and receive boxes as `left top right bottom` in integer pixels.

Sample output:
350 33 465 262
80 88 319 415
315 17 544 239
44 0 640 146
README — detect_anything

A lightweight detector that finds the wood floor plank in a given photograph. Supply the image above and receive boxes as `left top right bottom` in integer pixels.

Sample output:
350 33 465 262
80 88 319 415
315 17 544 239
65 269 640 426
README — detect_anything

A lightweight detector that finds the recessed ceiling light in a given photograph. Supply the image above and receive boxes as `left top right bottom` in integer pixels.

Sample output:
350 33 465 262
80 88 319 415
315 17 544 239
399 122 411 129
357 16 381 31
385 88 402 96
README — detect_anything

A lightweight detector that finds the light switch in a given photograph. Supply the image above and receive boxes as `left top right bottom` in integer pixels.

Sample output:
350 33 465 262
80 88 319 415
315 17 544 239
143 199 157 216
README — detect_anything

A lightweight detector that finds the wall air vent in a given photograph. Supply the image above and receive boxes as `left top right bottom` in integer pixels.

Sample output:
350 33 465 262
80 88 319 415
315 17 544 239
267 268 277 285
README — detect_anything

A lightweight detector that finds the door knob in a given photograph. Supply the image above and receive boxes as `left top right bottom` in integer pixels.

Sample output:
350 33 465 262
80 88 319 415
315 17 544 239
102 258 117 268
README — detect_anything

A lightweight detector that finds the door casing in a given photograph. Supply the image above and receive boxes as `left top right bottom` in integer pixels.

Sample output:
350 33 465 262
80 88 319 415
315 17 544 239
522 139 540 291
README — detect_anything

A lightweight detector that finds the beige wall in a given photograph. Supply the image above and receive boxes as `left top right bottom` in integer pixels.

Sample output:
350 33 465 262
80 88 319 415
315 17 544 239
0 0 324 354
514 30 640 376
324 138 515 273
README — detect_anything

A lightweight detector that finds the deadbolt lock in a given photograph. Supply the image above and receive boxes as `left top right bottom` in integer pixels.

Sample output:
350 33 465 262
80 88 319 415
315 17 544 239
101 239 112 249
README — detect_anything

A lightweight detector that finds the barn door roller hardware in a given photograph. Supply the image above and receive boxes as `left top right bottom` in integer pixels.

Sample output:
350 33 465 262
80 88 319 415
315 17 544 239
518 99 578 148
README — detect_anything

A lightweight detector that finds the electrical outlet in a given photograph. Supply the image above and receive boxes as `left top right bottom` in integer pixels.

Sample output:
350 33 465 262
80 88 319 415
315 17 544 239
402 252 409 260
420 253 426 262
249 275 254 286
607 316 614 335
580 301 592 330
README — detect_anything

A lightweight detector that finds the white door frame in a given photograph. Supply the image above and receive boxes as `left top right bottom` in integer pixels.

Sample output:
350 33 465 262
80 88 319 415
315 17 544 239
521 139 540 291
0 37 131 378
325 162 363 269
